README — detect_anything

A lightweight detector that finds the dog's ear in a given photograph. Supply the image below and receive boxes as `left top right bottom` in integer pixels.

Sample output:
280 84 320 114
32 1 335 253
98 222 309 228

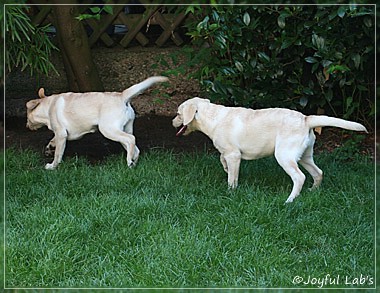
38 88 45 98
183 104 197 125
26 99 41 111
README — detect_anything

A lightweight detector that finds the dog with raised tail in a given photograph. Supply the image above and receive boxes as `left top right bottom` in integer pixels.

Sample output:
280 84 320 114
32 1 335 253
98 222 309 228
173 97 367 203
26 76 168 170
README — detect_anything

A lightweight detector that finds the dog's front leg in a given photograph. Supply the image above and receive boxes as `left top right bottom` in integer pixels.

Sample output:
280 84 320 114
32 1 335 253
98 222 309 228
224 152 241 189
45 130 67 170
45 136 56 156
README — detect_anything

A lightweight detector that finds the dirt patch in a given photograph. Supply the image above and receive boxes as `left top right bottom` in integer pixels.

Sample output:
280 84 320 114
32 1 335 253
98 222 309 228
4 115 215 164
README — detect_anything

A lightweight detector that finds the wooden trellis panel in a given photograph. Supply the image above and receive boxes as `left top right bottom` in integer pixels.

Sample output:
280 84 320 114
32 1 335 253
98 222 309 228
28 1 189 48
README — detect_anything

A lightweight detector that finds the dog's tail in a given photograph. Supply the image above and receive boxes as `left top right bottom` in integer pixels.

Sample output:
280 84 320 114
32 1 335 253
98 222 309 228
122 76 168 103
306 115 367 133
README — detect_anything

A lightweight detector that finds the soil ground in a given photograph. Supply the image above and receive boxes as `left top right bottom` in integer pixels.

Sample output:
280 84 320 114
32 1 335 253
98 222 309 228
4 114 215 164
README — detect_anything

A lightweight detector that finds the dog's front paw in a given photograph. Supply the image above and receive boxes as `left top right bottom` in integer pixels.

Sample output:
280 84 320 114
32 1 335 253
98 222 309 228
45 163 57 170
285 197 294 204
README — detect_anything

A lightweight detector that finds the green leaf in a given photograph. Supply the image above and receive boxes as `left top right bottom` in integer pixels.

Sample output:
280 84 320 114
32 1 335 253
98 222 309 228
327 64 350 74
345 96 353 109
197 16 209 32
356 84 368 92
277 15 286 29
351 53 360 69
185 6 196 15
312 34 325 51
258 52 270 63
212 10 219 22
299 96 308 107
287 77 298 84
212 80 228 95
311 63 319 73
243 12 250 26
103 6 113 15
90 7 101 14
305 56 318 63
75 14 94 21
281 38 293 50
325 89 333 102
235 61 244 72
337 6 346 18
321 60 332 68
209 23 219 30
303 87 313 95
215 34 227 49
334 52 343 59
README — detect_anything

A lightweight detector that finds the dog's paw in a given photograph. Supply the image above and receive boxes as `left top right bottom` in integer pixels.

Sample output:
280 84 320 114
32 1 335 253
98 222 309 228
127 147 140 168
285 197 294 204
45 163 57 170
127 160 138 168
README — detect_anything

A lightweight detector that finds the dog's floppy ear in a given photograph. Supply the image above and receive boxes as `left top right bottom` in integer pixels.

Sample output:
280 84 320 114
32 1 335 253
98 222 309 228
183 104 197 126
27 88 45 110
26 99 41 111
38 88 45 98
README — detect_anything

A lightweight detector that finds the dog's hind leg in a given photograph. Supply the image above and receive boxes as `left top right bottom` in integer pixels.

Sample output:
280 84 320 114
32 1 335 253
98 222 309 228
275 150 306 203
122 116 140 165
99 127 138 167
123 117 134 134
220 154 228 173
299 144 323 190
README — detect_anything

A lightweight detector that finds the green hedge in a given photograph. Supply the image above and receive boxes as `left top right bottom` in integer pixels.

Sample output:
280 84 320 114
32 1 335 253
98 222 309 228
165 5 375 126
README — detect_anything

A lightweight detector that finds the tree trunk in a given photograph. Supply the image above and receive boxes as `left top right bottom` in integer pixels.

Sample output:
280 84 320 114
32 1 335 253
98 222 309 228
52 3 104 92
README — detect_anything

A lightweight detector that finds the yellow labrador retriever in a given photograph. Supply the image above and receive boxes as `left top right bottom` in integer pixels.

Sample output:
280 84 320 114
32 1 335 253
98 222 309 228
173 97 367 203
26 76 168 170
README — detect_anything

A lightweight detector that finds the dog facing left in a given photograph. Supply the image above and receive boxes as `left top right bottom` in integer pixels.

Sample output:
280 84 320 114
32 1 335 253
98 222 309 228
26 76 168 170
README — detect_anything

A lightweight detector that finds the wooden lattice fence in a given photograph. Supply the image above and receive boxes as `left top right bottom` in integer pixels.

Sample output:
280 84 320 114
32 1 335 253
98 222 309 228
28 1 190 48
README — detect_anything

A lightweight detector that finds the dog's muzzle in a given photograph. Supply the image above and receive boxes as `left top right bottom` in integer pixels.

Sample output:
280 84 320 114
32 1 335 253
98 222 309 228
26 120 42 131
26 122 35 130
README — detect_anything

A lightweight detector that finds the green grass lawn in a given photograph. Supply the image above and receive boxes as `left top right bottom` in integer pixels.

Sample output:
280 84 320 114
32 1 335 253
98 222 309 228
4 148 375 289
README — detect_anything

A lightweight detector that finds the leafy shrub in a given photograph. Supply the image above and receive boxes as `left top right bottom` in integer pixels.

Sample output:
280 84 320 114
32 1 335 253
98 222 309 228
163 5 375 126
3 5 59 79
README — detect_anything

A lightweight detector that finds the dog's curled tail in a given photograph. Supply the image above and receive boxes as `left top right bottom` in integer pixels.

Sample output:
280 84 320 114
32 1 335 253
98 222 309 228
122 76 169 103
306 115 367 133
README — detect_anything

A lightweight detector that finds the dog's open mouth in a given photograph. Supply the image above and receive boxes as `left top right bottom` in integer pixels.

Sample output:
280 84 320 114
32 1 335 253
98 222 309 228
176 125 187 137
